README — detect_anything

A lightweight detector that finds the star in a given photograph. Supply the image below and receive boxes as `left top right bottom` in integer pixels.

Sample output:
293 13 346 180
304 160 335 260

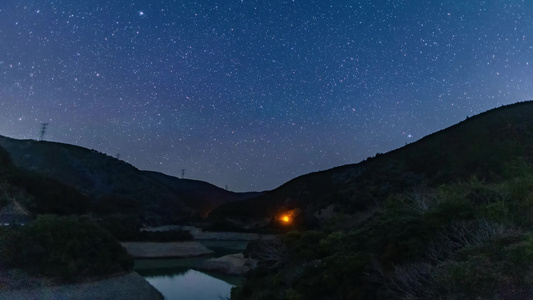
0 1 530 192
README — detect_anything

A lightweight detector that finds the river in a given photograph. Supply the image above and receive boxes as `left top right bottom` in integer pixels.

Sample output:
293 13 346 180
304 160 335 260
134 240 248 300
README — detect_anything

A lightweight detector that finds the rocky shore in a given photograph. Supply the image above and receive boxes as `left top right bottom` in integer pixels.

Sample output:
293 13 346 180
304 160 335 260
196 253 254 276
0 272 163 300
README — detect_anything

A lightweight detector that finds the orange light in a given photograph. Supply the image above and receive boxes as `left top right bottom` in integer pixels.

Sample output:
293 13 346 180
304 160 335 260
281 215 291 223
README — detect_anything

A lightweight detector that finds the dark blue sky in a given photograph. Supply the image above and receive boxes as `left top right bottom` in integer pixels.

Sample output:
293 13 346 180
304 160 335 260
1 1 532 191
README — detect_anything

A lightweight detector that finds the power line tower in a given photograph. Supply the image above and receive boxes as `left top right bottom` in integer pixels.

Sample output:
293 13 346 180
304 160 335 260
39 123 49 141
181 169 186 179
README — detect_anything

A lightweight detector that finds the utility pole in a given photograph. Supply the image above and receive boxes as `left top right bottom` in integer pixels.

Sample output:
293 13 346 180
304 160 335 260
181 169 186 179
39 123 49 141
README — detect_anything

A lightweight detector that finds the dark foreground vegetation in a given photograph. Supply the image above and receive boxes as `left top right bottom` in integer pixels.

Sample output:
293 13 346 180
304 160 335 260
229 101 533 299
1 146 135 283
0 215 133 283
236 166 533 299
0 140 195 287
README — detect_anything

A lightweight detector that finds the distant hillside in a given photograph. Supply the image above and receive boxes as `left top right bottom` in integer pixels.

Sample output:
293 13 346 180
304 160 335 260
142 171 262 217
211 101 533 227
0 136 255 224
0 144 90 217
228 102 533 299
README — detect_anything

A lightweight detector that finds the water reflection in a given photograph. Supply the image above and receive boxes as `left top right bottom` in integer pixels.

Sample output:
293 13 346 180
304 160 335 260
145 269 233 300
135 241 248 299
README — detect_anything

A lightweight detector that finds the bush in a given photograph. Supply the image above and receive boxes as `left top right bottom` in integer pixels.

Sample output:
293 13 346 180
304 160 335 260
430 234 533 299
284 230 327 261
0 215 133 282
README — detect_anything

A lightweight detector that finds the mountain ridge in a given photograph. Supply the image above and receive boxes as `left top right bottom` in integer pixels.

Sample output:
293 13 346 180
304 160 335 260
229 102 533 299
0 135 257 224
211 101 533 227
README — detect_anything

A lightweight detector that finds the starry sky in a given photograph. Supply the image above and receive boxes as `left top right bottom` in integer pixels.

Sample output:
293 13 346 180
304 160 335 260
1 1 532 192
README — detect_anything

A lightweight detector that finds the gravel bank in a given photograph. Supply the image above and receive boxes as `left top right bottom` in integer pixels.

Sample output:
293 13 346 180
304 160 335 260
142 225 276 241
196 253 253 275
121 241 214 258
0 272 163 300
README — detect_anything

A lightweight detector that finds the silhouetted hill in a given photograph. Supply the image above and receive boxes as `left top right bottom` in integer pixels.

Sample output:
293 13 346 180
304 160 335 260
226 101 533 299
0 136 254 224
142 171 262 217
0 143 90 217
211 101 533 227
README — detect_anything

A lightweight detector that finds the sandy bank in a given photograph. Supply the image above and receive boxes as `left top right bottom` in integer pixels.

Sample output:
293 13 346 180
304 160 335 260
196 253 254 276
0 272 162 300
121 241 214 258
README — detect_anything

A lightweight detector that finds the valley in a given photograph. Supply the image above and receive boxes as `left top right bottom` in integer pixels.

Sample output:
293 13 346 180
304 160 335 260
1 101 533 299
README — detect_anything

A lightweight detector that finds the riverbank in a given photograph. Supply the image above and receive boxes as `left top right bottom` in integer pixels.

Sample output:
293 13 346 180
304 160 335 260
0 271 163 300
142 225 277 241
196 253 252 275
121 241 214 258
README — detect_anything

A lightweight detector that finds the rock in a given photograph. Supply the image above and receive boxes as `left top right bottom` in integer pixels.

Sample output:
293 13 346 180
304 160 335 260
196 253 255 276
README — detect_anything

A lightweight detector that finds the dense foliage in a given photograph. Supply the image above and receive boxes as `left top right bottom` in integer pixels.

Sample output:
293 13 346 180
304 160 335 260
233 162 533 299
230 102 533 299
0 215 133 282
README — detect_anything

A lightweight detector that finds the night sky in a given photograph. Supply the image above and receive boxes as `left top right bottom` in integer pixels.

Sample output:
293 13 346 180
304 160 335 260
1 1 532 192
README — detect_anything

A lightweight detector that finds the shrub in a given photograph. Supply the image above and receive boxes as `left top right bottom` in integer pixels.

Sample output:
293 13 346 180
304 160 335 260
284 230 327 261
0 215 133 282
430 234 533 299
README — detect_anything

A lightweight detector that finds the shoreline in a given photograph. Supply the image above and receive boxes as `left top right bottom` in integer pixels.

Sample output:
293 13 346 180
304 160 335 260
121 241 214 258
142 226 277 241
0 272 163 300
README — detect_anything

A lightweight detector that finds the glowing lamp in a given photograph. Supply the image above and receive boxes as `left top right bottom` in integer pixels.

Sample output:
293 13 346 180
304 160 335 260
280 215 291 224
